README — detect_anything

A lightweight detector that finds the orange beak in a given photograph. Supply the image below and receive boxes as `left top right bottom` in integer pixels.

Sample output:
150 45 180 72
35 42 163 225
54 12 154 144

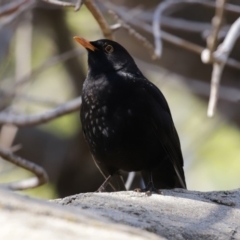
73 36 97 51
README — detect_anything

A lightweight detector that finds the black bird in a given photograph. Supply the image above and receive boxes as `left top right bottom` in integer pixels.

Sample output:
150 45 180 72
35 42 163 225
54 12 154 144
74 36 187 193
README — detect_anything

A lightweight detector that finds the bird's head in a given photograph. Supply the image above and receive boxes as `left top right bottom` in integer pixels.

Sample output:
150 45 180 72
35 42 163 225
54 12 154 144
74 37 139 75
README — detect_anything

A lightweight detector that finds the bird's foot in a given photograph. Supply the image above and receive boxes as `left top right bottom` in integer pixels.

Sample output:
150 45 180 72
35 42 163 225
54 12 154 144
134 186 162 196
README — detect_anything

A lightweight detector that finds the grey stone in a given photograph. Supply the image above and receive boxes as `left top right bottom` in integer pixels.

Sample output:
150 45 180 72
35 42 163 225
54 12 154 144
1 188 240 239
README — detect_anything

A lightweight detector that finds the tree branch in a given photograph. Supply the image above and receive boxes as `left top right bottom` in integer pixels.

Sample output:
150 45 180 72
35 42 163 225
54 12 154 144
0 0 35 27
207 17 240 117
41 0 75 8
0 96 82 127
108 10 157 59
103 0 240 70
204 0 227 64
0 147 48 190
0 48 84 110
136 57 240 103
0 0 29 17
75 0 84 11
84 0 114 40
41 0 114 39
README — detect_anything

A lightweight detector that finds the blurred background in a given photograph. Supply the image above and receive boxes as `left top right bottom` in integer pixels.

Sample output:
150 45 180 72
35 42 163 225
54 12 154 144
0 0 239 199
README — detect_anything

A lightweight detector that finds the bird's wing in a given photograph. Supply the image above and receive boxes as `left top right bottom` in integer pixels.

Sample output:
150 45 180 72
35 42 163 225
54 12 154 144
134 80 187 189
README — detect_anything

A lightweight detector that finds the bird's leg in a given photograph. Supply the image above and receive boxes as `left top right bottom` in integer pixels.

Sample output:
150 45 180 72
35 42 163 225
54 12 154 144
135 172 162 196
118 174 127 191
145 173 162 196
96 174 112 192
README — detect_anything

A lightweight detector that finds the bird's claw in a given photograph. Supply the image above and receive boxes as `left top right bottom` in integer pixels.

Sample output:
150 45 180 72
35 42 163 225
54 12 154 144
134 187 162 196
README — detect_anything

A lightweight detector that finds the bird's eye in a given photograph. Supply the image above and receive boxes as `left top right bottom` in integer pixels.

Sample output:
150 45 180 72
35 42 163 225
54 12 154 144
104 45 114 53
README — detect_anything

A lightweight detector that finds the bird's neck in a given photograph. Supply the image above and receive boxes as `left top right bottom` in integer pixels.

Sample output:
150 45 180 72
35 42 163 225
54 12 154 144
88 63 144 81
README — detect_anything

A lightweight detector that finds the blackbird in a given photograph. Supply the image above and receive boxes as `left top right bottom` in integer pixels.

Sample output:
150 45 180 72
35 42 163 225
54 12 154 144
74 36 187 193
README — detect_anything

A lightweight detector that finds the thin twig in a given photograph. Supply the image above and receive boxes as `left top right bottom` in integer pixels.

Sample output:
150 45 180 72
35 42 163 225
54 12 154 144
151 0 228 58
121 10 240 70
198 0 240 15
75 0 84 11
16 49 84 87
0 48 84 110
145 22 240 70
119 10 203 53
152 0 240 15
0 96 82 127
13 93 62 107
152 0 229 58
0 147 48 190
109 10 157 59
0 0 29 17
110 23 121 32
136 57 240 103
0 0 35 27
41 0 75 8
152 1 165 58
134 10 229 35
207 17 240 117
104 1 202 55
205 0 227 64
103 0 240 70
105 3 235 34
206 0 227 117
84 0 113 40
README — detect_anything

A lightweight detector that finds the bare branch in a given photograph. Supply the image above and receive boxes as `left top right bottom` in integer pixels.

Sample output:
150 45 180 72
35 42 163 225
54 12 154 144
0 48 83 110
151 0 232 59
110 23 121 31
113 7 203 54
0 147 48 190
0 0 29 17
0 96 82 127
201 0 240 15
136 57 240 103
216 18 240 64
103 1 202 55
152 1 165 58
126 12 240 70
84 0 114 40
207 17 240 117
152 0 229 58
139 21 240 71
108 10 157 59
13 93 62 107
42 0 113 38
41 0 75 8
103 1 240 70
135 10 229 36
75 0 84 11
15 48 84 87
0 0 35 27
152 0 240 15
105 4 232 36
205 0 227 64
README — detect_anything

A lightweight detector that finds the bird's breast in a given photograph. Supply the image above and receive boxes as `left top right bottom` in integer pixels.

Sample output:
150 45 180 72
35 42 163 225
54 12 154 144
81 83 121 154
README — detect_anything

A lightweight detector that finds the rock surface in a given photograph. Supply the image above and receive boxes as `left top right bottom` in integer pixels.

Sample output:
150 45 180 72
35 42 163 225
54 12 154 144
56 189 240 240
1 188 240 239
0 190 162 240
